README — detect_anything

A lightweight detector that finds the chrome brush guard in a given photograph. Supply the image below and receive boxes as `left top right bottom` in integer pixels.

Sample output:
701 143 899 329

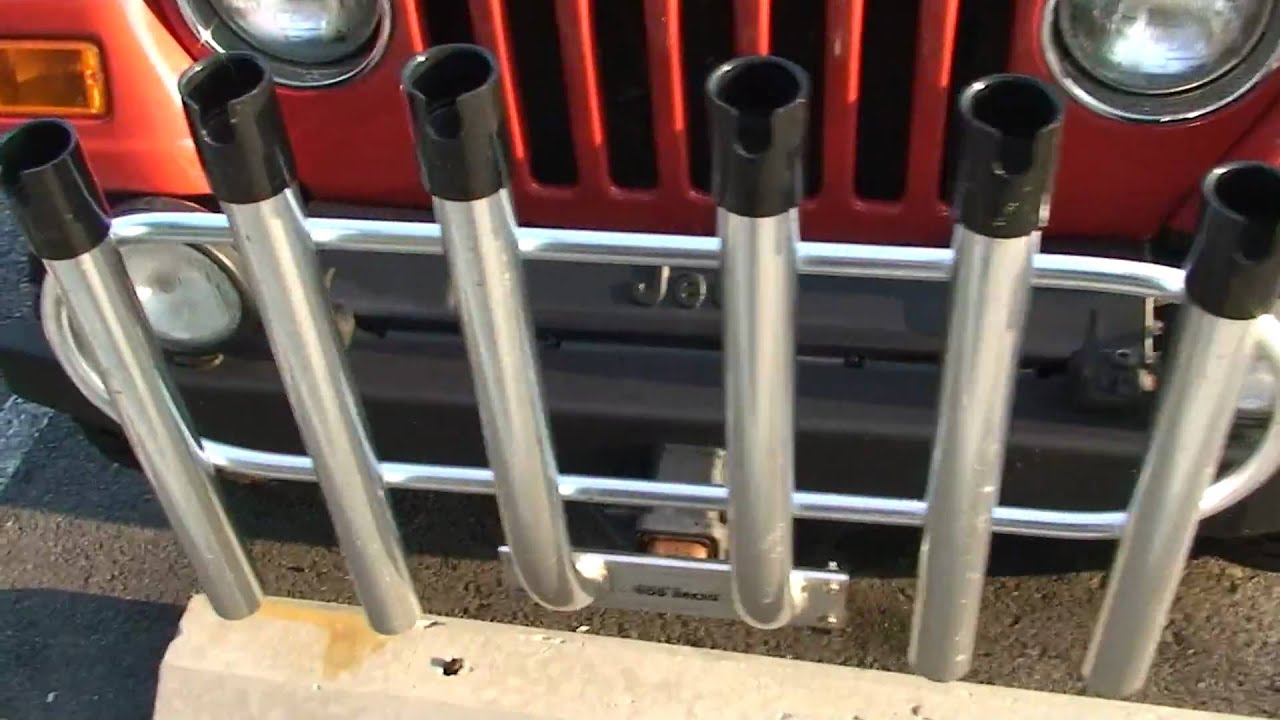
42 210 1280 543
7 46 1280 699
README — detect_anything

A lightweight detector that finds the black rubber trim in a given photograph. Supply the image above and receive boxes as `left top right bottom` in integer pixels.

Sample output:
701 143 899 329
178 52 296 204
317 233 1148 363
1184 162 1280 320
0 120 110 261
952 74 1063 238
707 55 810 218
402 44 509 202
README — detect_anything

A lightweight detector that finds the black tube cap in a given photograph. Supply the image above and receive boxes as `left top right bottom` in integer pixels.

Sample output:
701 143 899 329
1183 162 1280 320
0 119 110 260
178 52 296 204
951 74 1063 238
706 56 809 218
402 45 509 202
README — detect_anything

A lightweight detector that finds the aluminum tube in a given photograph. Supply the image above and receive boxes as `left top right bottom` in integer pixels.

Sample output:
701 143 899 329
50 250 264 619
1084 162 1280 698
909 226 1039 680
179 51 419 634
105 212 1185 302
224 191 421 634
1083 307 1254 696
0 118 261 620
720 208 799 629
705 55 810 630
43 259 1280 544
435 193 593 611
911 74 1063 682
402 44 591 610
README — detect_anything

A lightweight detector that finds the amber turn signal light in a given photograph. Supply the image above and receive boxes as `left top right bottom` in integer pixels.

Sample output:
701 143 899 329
0 40 107 117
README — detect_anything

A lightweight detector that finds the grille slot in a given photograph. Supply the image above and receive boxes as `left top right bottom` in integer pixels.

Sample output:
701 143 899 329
680 0 736 193
422 0 476 45
506 0 577 185
854 0 922 201
939 0 1015 203
593 0 658 189
770 0 825 198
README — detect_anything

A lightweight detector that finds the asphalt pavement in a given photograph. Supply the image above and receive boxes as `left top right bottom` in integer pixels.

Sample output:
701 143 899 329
1 203 1279 719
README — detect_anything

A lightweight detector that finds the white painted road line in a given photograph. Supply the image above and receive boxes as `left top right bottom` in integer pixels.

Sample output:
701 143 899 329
0 395 51 495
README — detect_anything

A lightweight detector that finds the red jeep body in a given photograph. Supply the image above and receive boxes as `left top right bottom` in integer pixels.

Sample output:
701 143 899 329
6 0 1280 243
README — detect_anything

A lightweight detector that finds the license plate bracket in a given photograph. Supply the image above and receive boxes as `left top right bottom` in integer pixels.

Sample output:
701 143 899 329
498 546 849 628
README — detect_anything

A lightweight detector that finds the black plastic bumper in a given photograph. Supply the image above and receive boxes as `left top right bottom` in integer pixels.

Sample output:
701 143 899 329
2 306 1279 538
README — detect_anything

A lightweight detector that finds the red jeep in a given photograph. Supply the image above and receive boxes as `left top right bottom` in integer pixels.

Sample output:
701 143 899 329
3 0 1280 543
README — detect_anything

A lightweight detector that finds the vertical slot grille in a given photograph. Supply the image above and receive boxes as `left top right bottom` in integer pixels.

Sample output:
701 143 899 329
770 0 825 198
854 0 921 201
939 0 1015 202
680 0 736 193
593 0 658 189
411 0 1009 242
506 0 578 185
423 0 476 45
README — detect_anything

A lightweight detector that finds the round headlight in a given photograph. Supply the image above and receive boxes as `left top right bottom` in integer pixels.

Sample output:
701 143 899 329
1045 0 1280 121
178 0 392 87
213 0 381 65
120 245 244 351
1058 0 1271 94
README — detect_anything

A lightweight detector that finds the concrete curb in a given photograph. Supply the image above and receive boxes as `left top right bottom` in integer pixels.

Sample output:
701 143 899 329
154 595 1250 719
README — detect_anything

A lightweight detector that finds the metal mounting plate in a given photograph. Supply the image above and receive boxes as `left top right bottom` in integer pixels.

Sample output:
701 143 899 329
499 547 850 628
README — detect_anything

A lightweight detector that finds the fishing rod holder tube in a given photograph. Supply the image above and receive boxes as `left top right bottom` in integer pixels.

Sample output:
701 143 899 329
911 74 1064 682
0 119 262 620
1084 162 1280 698
402 44 594 612
707 55 809 630
179 52 421 635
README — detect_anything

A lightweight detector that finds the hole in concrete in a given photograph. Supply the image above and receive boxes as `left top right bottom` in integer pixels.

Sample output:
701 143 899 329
431 657 464 676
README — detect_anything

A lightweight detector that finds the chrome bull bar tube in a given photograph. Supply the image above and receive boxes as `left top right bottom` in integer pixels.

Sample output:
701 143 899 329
402 45 593 612
707 56 809 630
106 211 1186 301
178 54 421 635
911 75 1064 682
42 212 1280 540
0 120 263 620
1085 163 1280 698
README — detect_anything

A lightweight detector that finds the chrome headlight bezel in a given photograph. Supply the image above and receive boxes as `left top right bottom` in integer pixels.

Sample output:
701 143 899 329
1043 0 1280 122
177 0 393 88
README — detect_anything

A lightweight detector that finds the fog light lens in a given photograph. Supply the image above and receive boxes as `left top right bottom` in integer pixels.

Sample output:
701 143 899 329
0 40 107 117
120 245 243 350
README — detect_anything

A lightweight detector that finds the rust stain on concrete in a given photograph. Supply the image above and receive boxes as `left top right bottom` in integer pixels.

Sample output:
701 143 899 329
256 599 390 680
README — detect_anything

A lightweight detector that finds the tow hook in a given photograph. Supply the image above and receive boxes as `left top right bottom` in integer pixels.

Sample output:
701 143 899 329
639 445 728 560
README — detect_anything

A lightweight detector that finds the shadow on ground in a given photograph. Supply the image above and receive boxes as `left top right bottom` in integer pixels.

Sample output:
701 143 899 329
0 589 181 720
